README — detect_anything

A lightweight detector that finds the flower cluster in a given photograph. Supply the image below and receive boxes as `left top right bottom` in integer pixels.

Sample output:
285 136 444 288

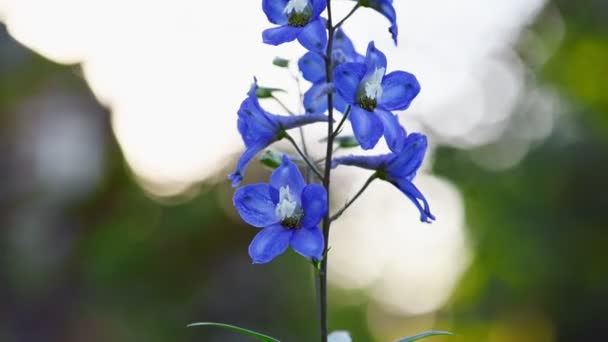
230 0 434 265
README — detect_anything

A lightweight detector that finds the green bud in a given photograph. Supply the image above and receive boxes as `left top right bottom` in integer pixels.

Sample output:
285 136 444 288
335 136 360 148
256 86 286 99
272 57 290 68
259 150 284 169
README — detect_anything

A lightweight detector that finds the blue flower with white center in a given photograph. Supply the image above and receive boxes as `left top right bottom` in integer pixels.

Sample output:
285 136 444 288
298 29 364 114
356 0 398 45
333 41 420 152
262 0 328 53
234 155 327 263
229 78 329 187
332 133 435 223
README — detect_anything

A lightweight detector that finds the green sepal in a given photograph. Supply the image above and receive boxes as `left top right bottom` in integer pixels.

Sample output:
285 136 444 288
187 322 280 342
260 150 284 169
335 136 360 148
396 330 454 342
272 57 290 68
256 86 286 99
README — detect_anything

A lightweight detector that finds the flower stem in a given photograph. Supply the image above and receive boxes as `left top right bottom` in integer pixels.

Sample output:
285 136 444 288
285 134 324 181
319 0 335 340
331 105 351 139
333 4 360 30
330 174 377 222
270 95 295 115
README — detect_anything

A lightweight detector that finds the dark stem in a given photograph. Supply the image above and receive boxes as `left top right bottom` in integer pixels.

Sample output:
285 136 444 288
330 174 377 222
285 134 324 181
333 4 360 30
319 1 335 341
331 105 351 139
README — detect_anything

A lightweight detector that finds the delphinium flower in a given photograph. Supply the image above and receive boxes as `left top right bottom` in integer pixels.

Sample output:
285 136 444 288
262 0 328 53
233 155 327 263
332 133 435 223
298 28 364 114
229 79 328 187
355 0 398 44
333 41 420 152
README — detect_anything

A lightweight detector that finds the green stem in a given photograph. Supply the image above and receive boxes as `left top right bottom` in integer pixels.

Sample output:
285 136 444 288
330 174 377 222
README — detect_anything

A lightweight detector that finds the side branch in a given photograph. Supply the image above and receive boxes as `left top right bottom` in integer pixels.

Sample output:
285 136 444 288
333 4 360 30
330 173 377 222
285 134 324 181
331 106 351 139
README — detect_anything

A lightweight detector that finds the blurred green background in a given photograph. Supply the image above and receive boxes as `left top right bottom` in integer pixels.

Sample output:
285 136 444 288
1 1 607 341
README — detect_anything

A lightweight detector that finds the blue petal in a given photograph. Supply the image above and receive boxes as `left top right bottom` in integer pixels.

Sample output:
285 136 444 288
249 224 293 263
349 106 383 150
377 0 398 45
334 62 367 104
262 0 289 25
298 51 326 83
378 71 421 111
331 153 391 170
270 155 307 198
375 108 406 152
364 41 387 72
229 141 273 187
393 178 435 223
303 83 329 114
310 0 327 18
300 184 327 228
363 0 398 45
333 92 350 113
291 225 324 260
233 184 280 227
297 18 327 53
303 84 349 114
275 111 329 129
333 29 359 63
263 25 301 46
237 97 279 146
386 133 427 179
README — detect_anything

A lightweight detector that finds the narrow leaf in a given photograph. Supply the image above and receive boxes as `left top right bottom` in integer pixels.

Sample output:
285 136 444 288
256 86 286 99
260 150 284 169
187 322 280 342
273 57 290 68
396 330 454 342
335 136 359 148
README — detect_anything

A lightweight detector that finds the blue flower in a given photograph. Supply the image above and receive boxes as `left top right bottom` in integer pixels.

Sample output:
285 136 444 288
331 133 435 223
357 0 398 44
262 0 328 53
333 41 420 152
229 79 329 187
298 29 364 114
234 155 327 263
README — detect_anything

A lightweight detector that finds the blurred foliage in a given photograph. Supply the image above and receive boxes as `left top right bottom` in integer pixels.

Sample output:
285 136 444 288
1 0 608 341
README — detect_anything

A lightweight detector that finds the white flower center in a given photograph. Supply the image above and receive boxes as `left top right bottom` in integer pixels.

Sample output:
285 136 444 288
275 185 298 220
284 0 309 14
364 67 385 100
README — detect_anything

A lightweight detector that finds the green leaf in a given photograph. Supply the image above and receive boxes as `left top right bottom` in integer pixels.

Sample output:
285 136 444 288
396 330 454 342
256 86 286 99
273 57 290 68
335 136 360 148
260 150 284 169
187 322 280 342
